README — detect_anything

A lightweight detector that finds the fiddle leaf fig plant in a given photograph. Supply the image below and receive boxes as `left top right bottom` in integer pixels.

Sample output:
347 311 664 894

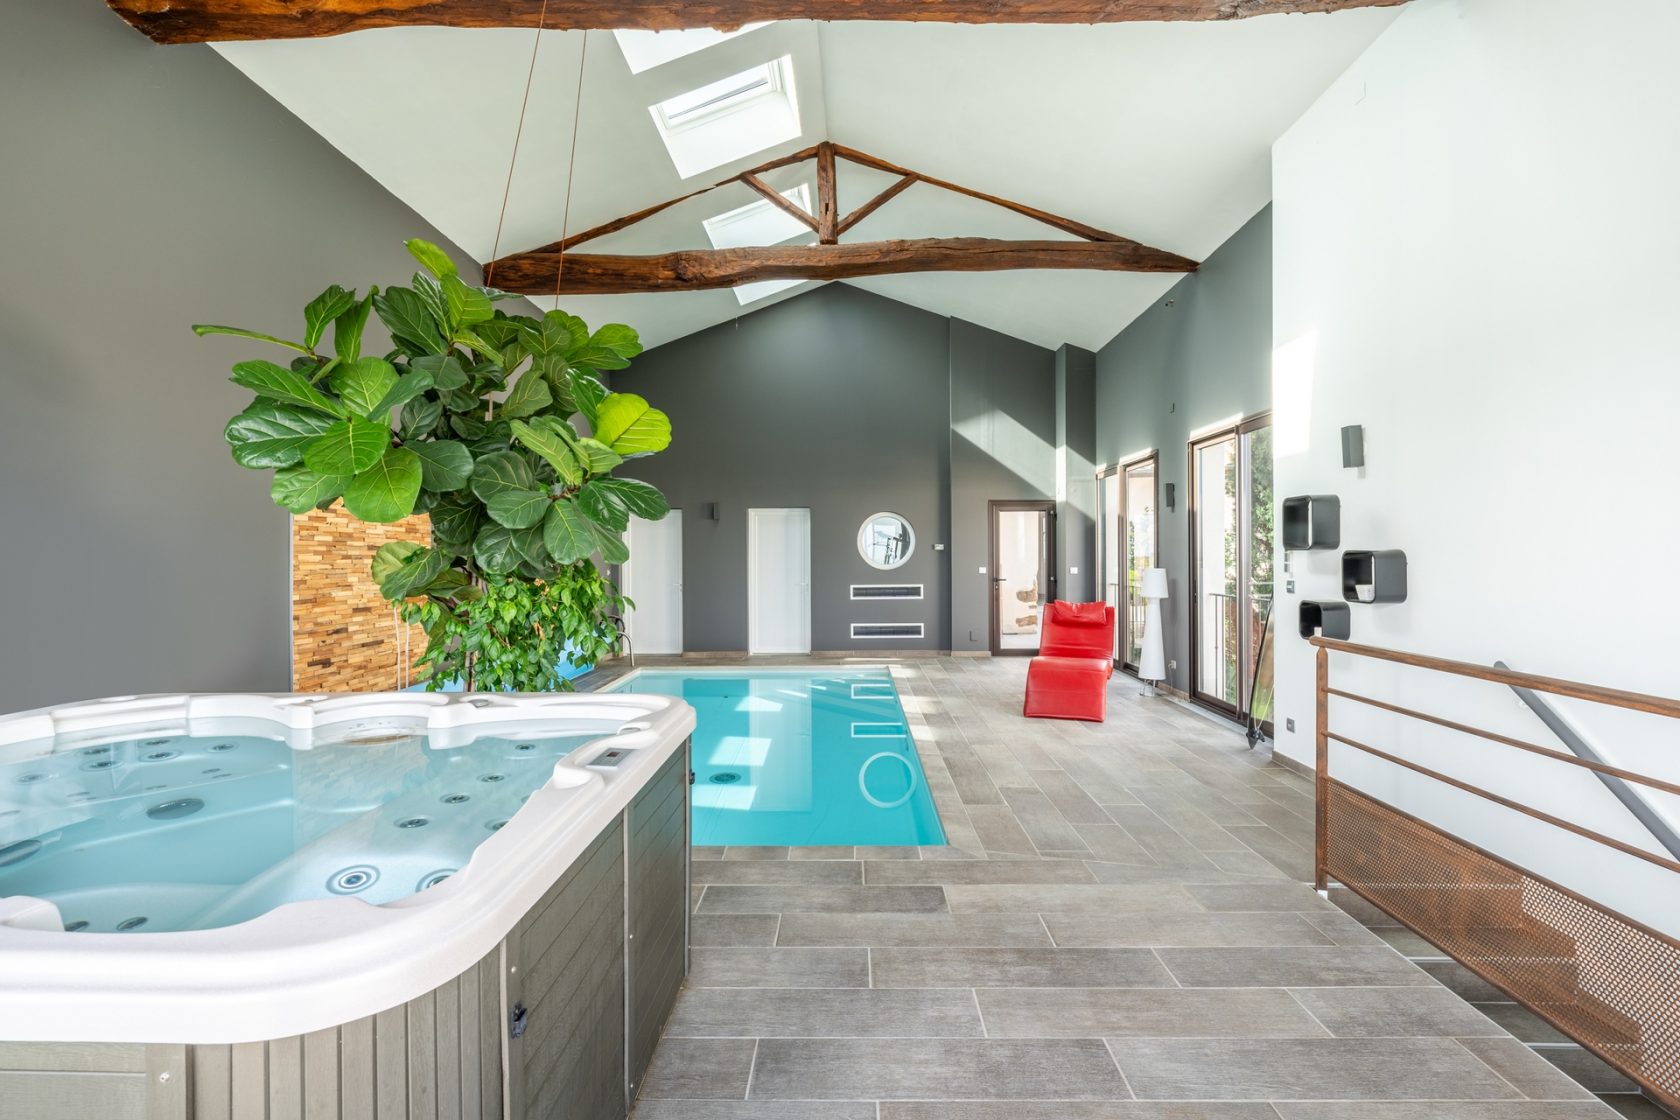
203 238 673 691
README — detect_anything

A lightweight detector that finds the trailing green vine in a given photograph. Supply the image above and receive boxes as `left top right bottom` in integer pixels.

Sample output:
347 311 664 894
205 238 672 690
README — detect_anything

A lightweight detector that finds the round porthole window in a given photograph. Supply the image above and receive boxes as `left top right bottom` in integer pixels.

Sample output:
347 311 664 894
857 512 915 570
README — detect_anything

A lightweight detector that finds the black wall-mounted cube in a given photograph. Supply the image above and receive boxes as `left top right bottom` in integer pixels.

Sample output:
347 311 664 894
1298 600 1351 640
1282 495 1340 551
1342 549 1407 604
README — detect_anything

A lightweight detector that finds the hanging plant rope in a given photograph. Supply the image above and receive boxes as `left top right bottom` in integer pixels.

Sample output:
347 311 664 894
486 0 554 287
553 30 590 305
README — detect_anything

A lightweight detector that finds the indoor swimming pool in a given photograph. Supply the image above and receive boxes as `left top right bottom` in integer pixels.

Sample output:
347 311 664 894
610 668 945 847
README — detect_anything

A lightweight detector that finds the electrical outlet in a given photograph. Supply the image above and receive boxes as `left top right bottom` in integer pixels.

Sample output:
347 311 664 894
1286 580 1296 594
1070 566 1079 575
1286 718 1296 733
1168 659 1177 671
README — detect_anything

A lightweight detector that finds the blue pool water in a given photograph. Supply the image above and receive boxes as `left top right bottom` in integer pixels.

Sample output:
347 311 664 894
0 721 614 932
610 669 945 847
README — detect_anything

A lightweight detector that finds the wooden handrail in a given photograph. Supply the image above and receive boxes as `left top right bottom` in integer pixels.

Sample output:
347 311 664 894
1309 637 1680 720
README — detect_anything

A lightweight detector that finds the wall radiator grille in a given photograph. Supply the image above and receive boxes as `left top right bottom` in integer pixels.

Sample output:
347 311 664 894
850 584 924 600
850 623 924 640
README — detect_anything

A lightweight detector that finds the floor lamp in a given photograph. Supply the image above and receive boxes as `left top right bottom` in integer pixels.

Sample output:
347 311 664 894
1138 567 1168 697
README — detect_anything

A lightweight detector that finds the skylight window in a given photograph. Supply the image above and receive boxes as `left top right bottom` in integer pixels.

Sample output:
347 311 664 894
613 25 770 75
649 56 801 178
702 184 814 305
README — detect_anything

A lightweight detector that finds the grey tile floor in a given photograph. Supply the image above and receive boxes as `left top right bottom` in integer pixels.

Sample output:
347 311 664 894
615 656 1655 1120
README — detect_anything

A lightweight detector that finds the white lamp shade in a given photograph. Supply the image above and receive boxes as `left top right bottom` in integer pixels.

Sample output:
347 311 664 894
1140 568 1169 600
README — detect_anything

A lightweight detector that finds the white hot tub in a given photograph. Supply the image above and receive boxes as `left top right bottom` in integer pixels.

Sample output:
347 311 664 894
0 690 696 1119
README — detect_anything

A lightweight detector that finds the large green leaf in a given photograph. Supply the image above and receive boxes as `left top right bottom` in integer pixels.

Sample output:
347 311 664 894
588 521 629 564
400 397 443 441
271 466 349 514
409 439 474 491
428 499 480 550
231 360 344 416
376 545 449 600
224 402 335 468
574 437 622 474
468 449 537 502
473 522 522 576
406 238 457 279
570 372 608 426
409 354 468 390
369 367 435 418
509 418 581 486
520 309 587 357
593 477 670 520
511 525 549 570
499 371 551 420
592 393 671 457
542 499 594 564
193 323 310 354
302 416 390 476
442 274 493 329
342 446 423 523
329 357 399 419
370 541 425 585
304 284 357 351
486 488 550 529
373 286 444 356
412 273 450 334
577 481 629 532
334 291 375 363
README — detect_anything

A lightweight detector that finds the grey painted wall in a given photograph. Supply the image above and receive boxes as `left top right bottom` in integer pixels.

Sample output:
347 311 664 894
613 285 956 651
0 0 487 711
1094 204 1273 694
615 288 1064 653
948 319 1058 653
1056 345 1098 604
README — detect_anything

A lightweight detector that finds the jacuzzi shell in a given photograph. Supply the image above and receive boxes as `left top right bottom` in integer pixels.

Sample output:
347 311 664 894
0 691 696 1119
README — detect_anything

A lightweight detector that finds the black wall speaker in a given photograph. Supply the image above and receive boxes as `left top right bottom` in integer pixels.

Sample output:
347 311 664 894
1163 483 1176 511
1341 425 1365 469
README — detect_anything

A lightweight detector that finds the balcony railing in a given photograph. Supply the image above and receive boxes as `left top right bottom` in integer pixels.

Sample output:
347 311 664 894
1312 637 1680 1112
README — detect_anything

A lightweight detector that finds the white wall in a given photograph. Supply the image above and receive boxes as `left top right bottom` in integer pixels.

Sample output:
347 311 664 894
1272 0 1680 933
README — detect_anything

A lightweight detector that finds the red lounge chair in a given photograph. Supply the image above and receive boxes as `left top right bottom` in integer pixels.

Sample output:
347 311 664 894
1023 601 1116 722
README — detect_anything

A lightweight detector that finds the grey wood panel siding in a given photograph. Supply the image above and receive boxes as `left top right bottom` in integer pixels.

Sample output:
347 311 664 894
1 765 690 1120
626 745 691 1100
168 948 501 1120
513 821 628 1120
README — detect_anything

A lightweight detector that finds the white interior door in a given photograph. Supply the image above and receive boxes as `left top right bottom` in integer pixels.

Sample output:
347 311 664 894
748 508 811 654
623 510 683 655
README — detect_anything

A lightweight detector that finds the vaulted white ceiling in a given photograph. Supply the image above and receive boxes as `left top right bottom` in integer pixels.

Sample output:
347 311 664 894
214 12 1396 352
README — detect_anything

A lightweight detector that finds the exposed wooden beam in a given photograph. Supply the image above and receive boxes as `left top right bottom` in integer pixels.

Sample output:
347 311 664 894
740 173 821 233
487 237 1197 295
513 145 820 259
816 142 839 244
836 174 918 237
107 0 1411 44
833 144 1124 242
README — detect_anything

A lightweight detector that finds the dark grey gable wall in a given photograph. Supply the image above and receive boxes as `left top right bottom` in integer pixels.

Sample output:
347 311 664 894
612 285 956 651
0 0 489 711
1093 204 1273 694
612 286 1067 654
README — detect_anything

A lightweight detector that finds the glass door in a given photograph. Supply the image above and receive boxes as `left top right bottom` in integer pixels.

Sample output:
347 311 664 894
1098 469 1122 660
1121 457 1157 672
989 501 1056 656
1189 415 1271 719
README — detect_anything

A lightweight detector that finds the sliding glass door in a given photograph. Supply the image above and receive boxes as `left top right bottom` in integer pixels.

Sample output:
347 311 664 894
1121 457 1157 671
1189 415 1272 720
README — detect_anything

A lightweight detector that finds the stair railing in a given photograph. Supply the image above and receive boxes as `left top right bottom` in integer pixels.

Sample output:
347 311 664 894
1311 637 1680 1113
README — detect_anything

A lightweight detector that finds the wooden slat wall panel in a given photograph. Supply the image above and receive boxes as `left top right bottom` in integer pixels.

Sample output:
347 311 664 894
291 506 430 692
513 820 626 1120
626 746 690 1100
0 1070 146 1116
